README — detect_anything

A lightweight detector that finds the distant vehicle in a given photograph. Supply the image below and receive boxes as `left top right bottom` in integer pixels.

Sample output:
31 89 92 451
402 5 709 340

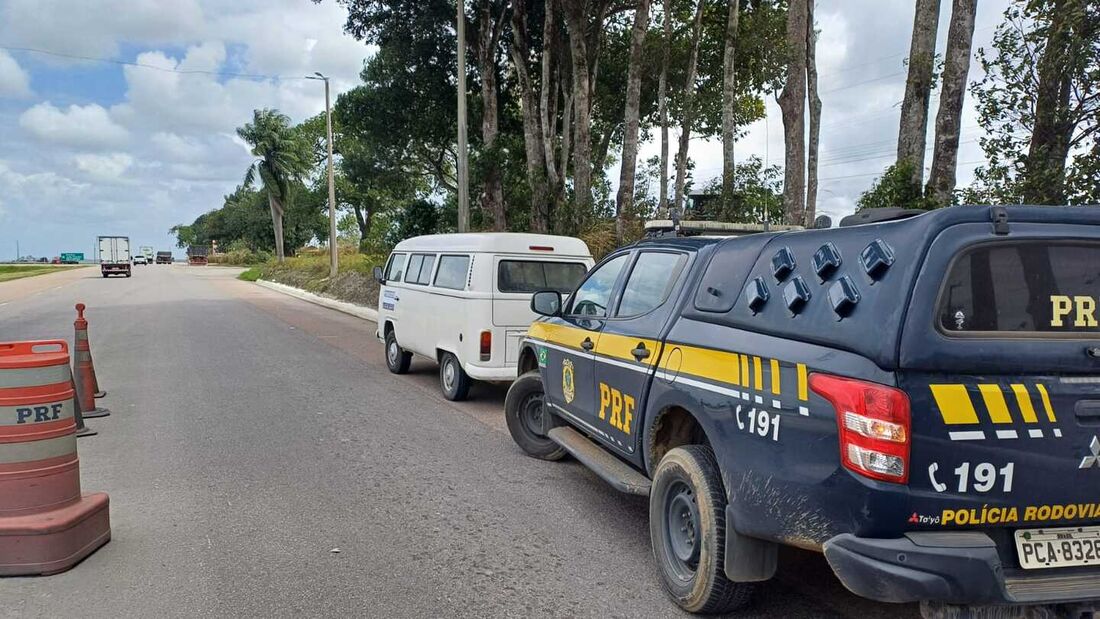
374 233 594 401
187 246 209 266
97 236 131 278
133 255 148 265
140 246 154 263
155 251 173 265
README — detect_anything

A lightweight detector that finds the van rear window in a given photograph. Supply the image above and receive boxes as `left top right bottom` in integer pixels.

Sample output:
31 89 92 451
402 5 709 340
938 242 1100 334
498 261 587 294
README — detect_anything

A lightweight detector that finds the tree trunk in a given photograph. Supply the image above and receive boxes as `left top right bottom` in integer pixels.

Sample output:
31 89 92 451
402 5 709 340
896 0 941 188
925 0 977 205
509 0 550 233
614 0 651 241
477 0 506 230
778 0 809 225
562 0 593 221
268 193 285 262
720 0 741 219
658 0 671 216
805 0 820 226
540 0 562 225
672 0 706 217
1023 0 1075 204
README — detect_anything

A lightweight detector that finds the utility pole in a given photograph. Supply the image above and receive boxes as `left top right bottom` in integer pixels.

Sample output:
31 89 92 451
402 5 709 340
307 72 338 278
456 0 469 233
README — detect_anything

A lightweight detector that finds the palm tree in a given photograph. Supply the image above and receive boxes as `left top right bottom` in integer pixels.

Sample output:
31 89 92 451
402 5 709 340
238 109 311 262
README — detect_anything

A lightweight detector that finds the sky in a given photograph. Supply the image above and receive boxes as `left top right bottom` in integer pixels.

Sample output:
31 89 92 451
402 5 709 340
0 0 1011 259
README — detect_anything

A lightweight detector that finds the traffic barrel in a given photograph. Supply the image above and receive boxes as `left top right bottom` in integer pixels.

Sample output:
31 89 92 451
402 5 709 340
0 340 111 575
73 304 106 399
73 304 109 419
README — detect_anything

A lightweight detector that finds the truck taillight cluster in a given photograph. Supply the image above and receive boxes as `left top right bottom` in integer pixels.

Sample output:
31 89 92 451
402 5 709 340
809 373 911 484
479 330 492 361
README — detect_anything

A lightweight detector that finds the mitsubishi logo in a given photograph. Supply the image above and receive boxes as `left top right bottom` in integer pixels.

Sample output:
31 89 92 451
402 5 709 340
1080 436 1100 469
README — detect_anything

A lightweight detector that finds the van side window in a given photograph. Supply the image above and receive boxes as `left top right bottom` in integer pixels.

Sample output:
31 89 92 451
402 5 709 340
565 254 629 317
385 253 407 281
434 255 470 290
498 260 588 294
404 254 424 284
407 254 436 285
616 252 688 317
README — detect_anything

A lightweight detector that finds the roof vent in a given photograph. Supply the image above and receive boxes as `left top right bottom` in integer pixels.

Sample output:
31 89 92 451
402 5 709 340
744 277 769 314
828 276 860 318
860 239 895 281
783 276 811 314
811 242 842 282
772 247 796 282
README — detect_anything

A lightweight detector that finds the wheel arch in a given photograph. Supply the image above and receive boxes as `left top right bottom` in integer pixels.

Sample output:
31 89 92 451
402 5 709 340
517 342 540 375
645 404 715 477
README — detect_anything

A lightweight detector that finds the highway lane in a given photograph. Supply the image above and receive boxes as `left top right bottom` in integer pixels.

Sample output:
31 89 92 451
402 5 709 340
0 265 919 618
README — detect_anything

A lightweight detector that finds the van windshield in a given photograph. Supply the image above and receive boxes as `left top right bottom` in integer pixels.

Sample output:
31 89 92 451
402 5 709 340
498 260 587 294
938 241 1100 335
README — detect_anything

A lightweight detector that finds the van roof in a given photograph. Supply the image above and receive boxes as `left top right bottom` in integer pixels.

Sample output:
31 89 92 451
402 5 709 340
393 232 592 257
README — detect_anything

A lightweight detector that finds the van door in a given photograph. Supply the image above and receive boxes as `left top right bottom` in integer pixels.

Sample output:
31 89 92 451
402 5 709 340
898 224 1100 556
534 253 630 430
592 250 690 457
496 258 590 367
397 253 436 355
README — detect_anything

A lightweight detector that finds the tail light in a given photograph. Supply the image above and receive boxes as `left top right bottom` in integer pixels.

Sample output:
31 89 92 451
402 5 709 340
809 373 911 483
479 330 492 361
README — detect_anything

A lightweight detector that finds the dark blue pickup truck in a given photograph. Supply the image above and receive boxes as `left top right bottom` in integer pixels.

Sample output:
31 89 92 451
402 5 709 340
505 205 1100 616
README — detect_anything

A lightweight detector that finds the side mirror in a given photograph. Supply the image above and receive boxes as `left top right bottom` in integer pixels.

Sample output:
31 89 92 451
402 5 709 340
531 290 562 317
372 266 385 284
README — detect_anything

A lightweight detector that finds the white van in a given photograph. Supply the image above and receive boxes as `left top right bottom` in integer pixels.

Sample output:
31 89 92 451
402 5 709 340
374 233 593 400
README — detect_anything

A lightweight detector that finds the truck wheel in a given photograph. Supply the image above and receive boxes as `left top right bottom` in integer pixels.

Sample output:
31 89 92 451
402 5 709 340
505 371 566 461
384 330 412 374
102 273 108 278
439 352 471 401
650 445 755 614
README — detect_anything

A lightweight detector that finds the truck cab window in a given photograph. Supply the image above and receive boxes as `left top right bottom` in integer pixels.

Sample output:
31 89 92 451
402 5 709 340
616 252 687 317
566 254 628 317
385 253 407 281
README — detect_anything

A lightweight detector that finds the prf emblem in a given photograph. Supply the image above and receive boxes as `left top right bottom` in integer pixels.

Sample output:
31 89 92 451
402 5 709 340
562 358 575 404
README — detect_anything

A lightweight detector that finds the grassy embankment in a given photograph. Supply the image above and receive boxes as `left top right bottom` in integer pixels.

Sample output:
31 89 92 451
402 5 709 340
0 264 85 283
238 251 384 308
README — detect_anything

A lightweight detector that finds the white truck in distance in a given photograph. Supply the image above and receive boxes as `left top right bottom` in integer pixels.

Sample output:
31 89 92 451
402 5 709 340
98 236 132 278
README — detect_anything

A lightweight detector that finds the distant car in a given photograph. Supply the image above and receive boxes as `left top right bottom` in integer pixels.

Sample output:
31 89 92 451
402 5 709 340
155 251 173 264
133 255 148 265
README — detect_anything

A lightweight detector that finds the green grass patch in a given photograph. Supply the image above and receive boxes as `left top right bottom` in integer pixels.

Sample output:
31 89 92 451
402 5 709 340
237 267 262 282
248 251 385 308
0 264 85 283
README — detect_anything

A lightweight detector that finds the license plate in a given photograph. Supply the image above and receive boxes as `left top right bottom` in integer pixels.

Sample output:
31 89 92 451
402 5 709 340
1015 526 1100 569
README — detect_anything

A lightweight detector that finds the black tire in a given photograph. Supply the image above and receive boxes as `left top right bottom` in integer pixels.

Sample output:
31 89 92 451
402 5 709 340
505 371 566 461
384 329 411 374
439 352 471 401
650 445 756 614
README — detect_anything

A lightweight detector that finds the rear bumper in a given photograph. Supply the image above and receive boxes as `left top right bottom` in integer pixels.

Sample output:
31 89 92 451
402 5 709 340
463 362 516 382
823 532 1100 606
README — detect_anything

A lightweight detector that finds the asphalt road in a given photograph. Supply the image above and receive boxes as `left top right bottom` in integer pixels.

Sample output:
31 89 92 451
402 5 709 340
0 265 921 618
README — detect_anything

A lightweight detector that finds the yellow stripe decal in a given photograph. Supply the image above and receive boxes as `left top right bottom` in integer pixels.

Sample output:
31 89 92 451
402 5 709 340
676 345 740 385
1036 384 1057 422
770 358 781 395
753 357 763 391
594 332 661 367
740 355 749 388
527 322 594 351
930 384 980 425
977 384 1013 424
1010 384 1038 423
797 364 808 401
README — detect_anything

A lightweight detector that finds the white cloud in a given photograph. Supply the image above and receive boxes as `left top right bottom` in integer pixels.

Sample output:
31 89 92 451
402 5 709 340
74 153 134 180
19 103 129 149
0 51 32 98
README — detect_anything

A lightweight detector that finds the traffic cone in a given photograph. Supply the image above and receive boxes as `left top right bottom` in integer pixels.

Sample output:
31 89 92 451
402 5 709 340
70 375 98 438
73 304 109 419
74 303 107 398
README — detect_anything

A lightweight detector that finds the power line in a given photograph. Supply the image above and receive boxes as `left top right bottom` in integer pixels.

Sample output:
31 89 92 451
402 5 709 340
0 44 308 81
820 159 987 182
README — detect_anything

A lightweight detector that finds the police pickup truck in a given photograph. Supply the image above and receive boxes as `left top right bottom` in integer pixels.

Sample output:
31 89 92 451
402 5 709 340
505 206 1100 616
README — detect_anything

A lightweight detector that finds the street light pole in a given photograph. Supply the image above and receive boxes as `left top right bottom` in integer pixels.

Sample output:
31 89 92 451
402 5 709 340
456 0 469 233
308 72 338 278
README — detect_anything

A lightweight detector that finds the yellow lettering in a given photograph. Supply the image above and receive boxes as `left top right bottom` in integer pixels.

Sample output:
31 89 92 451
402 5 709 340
623 395 635 435
1037 505 1051 521
942 510 956 525
1051 295 1073 327
610 389 623 431
598 383 610 420
1075 296 1099 327
1025 506 1037 521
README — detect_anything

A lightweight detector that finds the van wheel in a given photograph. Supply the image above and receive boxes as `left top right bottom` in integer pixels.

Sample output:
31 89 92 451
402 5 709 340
505 371 566 461
650 445 755 614
439 352 471 401
385 330 411 374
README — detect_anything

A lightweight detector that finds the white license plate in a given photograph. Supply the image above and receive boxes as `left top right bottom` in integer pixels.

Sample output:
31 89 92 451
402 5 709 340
1015 526 1100 569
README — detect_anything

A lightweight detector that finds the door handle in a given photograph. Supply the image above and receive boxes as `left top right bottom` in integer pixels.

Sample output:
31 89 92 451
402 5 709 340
581 337 594 351
632 343 650 361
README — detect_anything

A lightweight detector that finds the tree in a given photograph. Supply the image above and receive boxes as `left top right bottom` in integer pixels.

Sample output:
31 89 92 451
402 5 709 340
858 161 940 211
474 0 509 230
778 0 808 225
614 0 652 240
805 0 820 225
966 0 1099 205
720 0 740 212
561 0 597 223
238 109 313 262
657 0 672 215
672 0 706 216
896 0 941 189
926 0 978 205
